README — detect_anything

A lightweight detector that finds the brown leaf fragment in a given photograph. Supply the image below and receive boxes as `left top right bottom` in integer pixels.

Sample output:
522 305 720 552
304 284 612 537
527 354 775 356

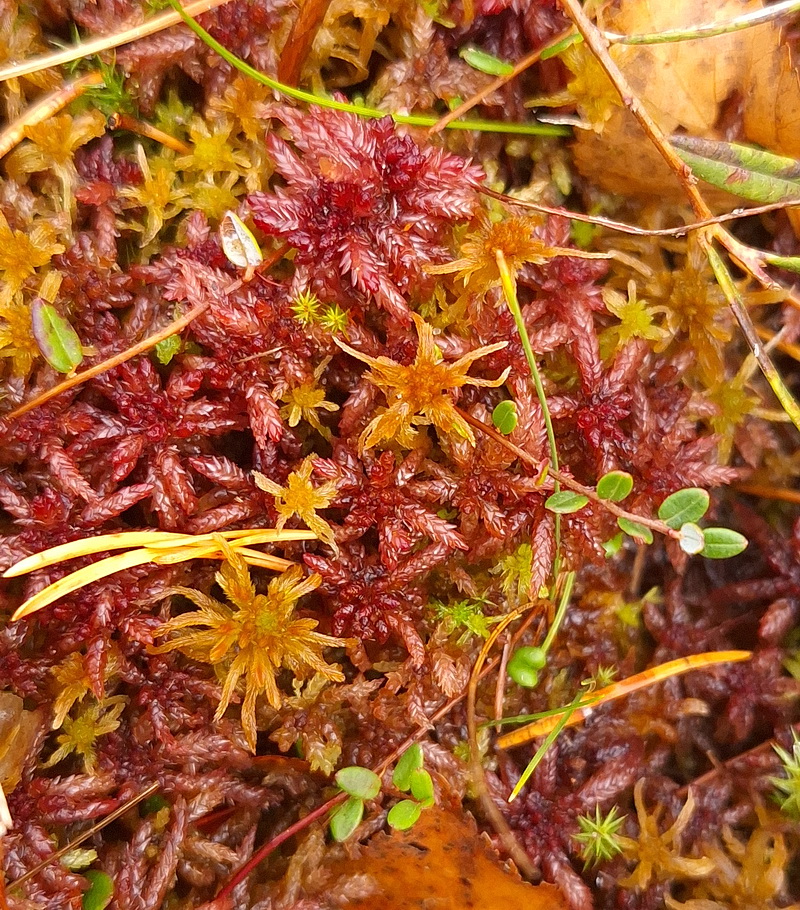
319 807 567 909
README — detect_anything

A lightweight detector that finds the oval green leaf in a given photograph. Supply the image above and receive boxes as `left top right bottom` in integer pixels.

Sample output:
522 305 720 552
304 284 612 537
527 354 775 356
545 491 589 514
492 400 518 435
700 528 748 560
329 796 364 842
617 517 653 544
596 471 633 502
392 744 423 792
458 46 514 76
657 488 710 529
31 299 83 374
409 768 435 806
678 522 705 556
509 646 547 672
507 662 539 689
387 799 423 831
83 870 114 910
335 766 381 800
220 211 263 269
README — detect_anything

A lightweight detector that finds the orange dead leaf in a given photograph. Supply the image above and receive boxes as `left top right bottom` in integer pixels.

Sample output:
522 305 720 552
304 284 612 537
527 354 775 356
320 807 566 909
572 0 765 199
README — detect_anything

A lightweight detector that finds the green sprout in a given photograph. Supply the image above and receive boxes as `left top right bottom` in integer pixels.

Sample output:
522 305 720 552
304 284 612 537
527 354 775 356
770 730 800 819
573 805 627 868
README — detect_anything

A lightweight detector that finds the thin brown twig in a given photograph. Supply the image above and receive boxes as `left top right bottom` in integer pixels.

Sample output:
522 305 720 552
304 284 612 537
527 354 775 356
480 186 800 240
5 243 289 422
454 406 678 539
0 72 103 160
0 0 234 84
108 112 192 154
677 721 800 797
9 782 159 890
428 27 573 136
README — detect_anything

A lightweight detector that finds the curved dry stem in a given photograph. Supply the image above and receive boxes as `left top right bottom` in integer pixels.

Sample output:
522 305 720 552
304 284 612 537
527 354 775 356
467 608 539 878
480 186 800 240
0 0 234 84
604 0 800 46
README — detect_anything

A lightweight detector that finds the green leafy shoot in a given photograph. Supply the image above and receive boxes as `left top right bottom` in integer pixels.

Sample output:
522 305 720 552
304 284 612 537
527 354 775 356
616 517 654 545
154 334 182 365
596 470 633 502
545 491 589 514
31 300 83 373
458 46 514 76
335 766 381 801
492 399 518 434
77 59 136 116
329 796 364 842
573 805 627 868
82 870 114 910
771 730 800 819
507 646 547 689
319 304 349 334
393 744 423 791
430 596 497 643
387 799 423 830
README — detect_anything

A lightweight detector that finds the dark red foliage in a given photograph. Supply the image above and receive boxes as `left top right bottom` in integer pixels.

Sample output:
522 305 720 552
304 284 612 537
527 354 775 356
249 106 484 322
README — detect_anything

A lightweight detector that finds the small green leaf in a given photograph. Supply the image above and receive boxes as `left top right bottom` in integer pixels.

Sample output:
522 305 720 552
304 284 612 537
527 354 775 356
671 135 800 205
617 517 653 544
387 799 423 831
678 522 705 556
31 299 83 374
507 662 539 689
335 766 381 800
596 471 634 502
329 796 364 842
83 870 114 910
657 488 710 529
545 491 589 514
542 32 582 60
393 744 423 792
458 46 514 76
492 400 518 435
763 252 800 275
602 533 624 558
409 768 435 806
220 211 263 269
154 334 182 365
700 528 748 560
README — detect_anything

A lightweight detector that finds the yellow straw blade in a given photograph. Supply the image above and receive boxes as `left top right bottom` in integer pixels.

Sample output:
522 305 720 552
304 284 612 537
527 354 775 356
11 549 154 620
3 531 188 578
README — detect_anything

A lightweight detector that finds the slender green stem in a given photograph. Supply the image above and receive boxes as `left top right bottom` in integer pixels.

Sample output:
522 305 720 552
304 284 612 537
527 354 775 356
604 0 800 46
508 686 585 801
167 0 567 137
705 243 800 433
539 570 575 656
